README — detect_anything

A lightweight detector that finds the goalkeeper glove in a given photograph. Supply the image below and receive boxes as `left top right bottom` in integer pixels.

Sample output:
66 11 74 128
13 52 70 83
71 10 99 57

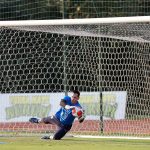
78 115 85 123
78 110 85 123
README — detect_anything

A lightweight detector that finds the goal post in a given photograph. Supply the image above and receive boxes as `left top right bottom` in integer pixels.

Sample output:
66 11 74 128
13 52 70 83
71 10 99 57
0 16 150 138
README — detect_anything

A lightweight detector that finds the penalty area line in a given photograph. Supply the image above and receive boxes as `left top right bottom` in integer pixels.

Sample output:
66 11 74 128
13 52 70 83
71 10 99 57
73 135 150 140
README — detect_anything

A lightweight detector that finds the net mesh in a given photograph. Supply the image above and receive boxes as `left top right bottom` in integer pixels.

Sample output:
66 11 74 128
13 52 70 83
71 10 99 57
11 22 150 42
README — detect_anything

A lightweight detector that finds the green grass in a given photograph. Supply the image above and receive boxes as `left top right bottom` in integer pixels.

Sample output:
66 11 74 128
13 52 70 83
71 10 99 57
0 137 149 150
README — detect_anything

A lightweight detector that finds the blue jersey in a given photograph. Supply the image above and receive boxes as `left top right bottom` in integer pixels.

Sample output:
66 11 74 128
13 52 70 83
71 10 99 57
55 96 82 126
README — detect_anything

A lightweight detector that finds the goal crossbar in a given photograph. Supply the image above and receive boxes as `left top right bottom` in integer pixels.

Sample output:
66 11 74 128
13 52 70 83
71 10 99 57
1 16 150 43
0 16 149 26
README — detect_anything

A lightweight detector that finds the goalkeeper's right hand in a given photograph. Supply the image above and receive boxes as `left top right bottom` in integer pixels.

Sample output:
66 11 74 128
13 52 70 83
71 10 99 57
78 110 85 123
78 115 85 123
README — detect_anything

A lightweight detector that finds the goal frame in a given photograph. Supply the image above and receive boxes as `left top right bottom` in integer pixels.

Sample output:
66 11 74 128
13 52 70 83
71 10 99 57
0 16 150 140
0 16 149 26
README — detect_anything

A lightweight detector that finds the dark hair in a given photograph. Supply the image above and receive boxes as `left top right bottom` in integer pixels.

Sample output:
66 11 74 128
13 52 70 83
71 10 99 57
73 90 80 97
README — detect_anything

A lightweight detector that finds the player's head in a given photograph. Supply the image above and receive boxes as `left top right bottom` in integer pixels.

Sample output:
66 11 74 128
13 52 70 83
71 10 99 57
71 90 80 104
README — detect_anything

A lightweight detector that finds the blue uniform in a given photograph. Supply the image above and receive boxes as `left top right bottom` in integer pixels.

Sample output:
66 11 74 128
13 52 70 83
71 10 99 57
42 95 82 140
55 96 82 126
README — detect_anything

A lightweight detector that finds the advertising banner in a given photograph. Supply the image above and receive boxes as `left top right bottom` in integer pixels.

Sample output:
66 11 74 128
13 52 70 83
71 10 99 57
0 91 127 122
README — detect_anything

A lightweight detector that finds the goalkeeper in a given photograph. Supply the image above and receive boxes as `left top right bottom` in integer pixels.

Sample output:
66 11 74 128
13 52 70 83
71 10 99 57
29 90 85 140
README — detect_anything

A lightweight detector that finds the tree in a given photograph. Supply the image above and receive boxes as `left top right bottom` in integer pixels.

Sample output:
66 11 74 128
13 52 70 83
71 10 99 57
0 0 62 20
0 0 149 20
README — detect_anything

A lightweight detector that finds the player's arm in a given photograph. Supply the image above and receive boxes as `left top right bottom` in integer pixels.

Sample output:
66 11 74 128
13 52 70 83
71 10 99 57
60 99 75 109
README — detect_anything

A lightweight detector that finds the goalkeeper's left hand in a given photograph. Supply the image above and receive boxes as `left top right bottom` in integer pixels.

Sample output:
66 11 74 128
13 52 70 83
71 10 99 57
78 111 85 123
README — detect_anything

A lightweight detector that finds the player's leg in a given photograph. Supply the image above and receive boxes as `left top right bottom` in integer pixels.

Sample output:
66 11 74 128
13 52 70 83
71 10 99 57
41 116 61 125
53 125 72 140
40 116 68 140
29 116 60 125
30 116 72 140
41 125 72 140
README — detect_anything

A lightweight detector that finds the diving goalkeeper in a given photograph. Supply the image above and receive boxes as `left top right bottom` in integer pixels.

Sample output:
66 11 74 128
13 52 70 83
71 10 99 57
29 90 85 140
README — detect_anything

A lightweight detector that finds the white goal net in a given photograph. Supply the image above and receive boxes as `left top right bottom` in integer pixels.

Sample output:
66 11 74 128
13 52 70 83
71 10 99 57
0 16 149 138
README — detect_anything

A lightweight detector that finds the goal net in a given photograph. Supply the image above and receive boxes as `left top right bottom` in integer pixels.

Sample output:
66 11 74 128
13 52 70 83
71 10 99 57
0 16 149 138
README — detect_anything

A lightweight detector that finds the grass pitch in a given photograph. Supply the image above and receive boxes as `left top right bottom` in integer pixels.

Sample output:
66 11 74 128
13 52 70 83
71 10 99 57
0 136 149 150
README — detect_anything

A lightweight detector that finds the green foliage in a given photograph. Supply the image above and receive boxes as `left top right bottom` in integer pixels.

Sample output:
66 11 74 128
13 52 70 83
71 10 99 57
0 0 62 20
0 0 150 20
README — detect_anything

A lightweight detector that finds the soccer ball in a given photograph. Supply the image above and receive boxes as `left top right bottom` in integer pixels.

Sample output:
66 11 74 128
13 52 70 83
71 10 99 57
72 107 83 117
